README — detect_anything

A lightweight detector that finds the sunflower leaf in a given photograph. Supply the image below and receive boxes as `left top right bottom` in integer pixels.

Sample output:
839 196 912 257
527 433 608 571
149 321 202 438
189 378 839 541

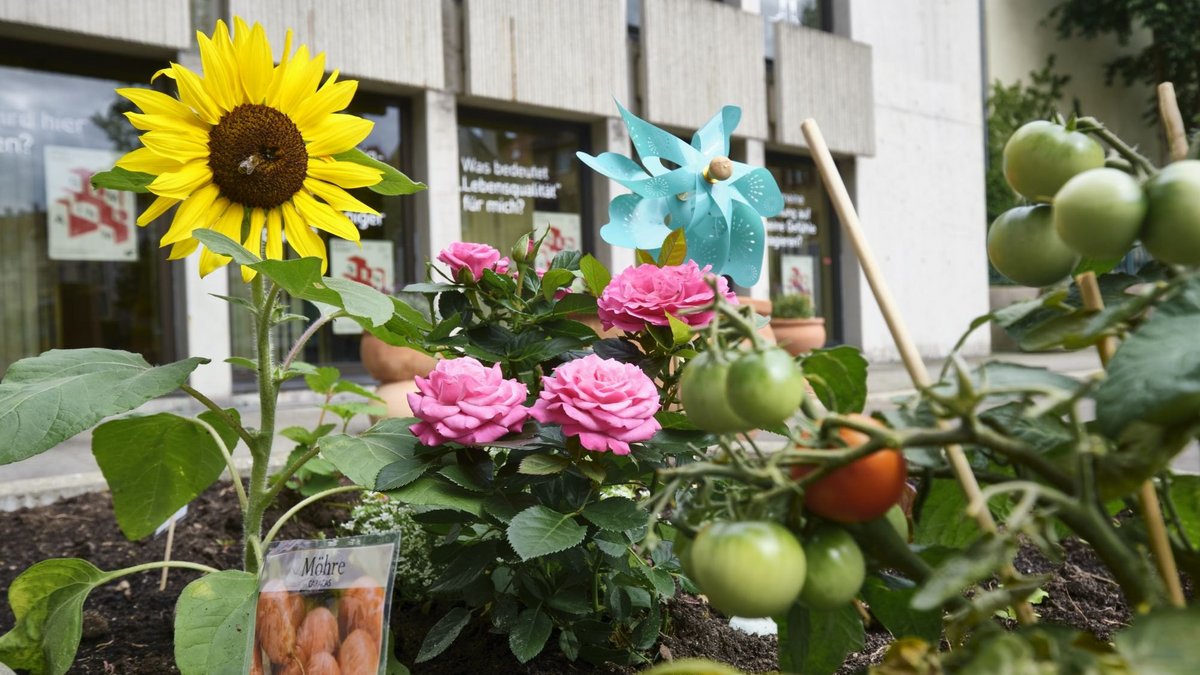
334 148 427 196
192 230 261 265
90 166 154 193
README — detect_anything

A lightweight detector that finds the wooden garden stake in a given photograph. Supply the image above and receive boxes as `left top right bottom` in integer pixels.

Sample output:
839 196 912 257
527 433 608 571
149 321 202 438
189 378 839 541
1158 83 1189 162
800 119 1037 625
159 518 177 591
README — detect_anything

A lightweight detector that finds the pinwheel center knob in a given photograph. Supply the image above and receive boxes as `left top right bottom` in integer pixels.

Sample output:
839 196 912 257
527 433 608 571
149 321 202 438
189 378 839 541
704 156 733 183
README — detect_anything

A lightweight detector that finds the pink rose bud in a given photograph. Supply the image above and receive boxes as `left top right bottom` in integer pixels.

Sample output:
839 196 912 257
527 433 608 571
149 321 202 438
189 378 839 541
437 242 512 282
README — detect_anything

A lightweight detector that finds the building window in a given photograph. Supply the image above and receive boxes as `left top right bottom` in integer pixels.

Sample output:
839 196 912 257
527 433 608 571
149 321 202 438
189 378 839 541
0 41 180 375
228 95 413 380
763 0 830 60
457 110 591 268
765 154 839 339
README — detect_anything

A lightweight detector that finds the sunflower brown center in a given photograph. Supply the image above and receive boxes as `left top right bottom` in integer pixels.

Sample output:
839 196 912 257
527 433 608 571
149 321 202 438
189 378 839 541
208 104 307 209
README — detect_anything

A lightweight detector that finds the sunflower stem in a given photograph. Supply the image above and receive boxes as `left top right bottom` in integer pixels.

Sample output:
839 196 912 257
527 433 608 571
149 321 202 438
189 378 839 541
242 275 280 574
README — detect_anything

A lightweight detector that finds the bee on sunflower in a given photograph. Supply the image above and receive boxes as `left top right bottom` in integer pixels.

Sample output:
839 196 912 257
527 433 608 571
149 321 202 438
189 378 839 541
111 17 416 279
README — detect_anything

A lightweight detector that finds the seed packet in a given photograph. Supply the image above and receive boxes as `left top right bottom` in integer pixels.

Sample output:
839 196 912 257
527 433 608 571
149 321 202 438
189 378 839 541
246 533 401 675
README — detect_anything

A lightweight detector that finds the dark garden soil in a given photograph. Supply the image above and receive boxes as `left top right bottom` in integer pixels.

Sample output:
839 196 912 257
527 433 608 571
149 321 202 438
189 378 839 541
0 484 1170 674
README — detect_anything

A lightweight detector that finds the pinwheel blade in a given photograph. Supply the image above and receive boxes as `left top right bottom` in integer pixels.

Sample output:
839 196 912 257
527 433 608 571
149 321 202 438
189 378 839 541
616 99 699 174
730 167 785 217
600 194 673 250
576 151 650 184
722 201 766 286
683 210 732 275
691 105 741 157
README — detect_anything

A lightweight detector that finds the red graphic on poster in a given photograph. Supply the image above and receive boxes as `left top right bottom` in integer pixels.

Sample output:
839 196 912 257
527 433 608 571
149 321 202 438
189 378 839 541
343 254 388 292
56 167 132 243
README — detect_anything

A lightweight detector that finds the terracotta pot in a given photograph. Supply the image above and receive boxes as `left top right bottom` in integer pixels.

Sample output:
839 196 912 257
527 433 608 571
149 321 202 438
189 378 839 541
770 317 827 356
360 334 436 383
372 380 421 423
736 296 776 345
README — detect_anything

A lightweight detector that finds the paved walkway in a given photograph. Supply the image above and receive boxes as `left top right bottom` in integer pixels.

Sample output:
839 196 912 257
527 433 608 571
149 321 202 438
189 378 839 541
1 349 1195 509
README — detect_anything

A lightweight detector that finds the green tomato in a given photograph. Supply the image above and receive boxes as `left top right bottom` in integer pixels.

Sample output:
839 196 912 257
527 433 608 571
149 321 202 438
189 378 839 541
690 521 807 618
679 351 752 433
987 205 1078 287
799 527 866 609
1143 159 1200 266
1053 167 1147 260
674 532 696 580
725 348 806 428
1003 120 1105 202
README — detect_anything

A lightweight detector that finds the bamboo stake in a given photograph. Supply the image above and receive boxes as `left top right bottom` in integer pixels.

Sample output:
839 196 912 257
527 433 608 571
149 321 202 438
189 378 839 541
800 119 1036 625
1158 83 1189 161
159 519 177 591
1076 270 1185 607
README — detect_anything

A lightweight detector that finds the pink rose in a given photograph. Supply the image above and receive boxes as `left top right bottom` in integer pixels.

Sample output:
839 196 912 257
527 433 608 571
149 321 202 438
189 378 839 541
437 242 512 282
597 260 737 333
407 357 530 446
530 354 661 455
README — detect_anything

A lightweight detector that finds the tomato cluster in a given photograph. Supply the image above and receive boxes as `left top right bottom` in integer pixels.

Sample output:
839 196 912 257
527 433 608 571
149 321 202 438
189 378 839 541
679 346 806 433
989 119 1200 287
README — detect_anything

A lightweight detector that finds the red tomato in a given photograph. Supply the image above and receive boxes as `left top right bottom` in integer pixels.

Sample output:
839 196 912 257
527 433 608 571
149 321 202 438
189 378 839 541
794 414 908 523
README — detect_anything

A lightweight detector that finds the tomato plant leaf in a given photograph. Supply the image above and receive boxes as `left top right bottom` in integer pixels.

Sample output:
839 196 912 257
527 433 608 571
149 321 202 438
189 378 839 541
861 576 943 644
92 413 228 541
1114 607 1200 674
416 607 472 663
506 505 587 560
174 570 257 675
509 608 554 663
1094 279 1200 437
1167 474 1200 550
0 558 110 675
801 346 868 413
777 602 865 675
912 535 1016 610
0 349 208 465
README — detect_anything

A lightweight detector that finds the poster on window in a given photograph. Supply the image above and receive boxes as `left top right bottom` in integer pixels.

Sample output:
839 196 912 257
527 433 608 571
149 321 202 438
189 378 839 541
780 253 815 297
532 211 581 271
45 145 138 262
329 239 394 335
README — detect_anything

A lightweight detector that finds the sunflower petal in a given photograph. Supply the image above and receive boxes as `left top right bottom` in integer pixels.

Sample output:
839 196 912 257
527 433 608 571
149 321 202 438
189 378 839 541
196 29 236 112
118 87 197 120
291 72 358 133
124 112 208 134
303 178 378 216
281 200 327 272
265 208 284 261
170 63 223 125
148 159 213 199
161 184 220 245
233 18 272 104
306 158 383 188
271 45 326 115
138 130 209 162
199 202 244 277
304 114 374 157
166 237 199 260
293 190 361 242
239 208 264 281
116 147 183 175
137 195 181 226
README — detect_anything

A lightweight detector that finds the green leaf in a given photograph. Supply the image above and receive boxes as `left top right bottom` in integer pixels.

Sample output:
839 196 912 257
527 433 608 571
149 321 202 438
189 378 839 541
638 562 676 598
321 418 421 488
658 228 687 267
0 558 110 674
508 608 554 663
777 602 865 675
250 257 394 327
375 458 431 491
665 313 693 346
429 542 498 592
0 349 208 465
540 268 575 301
1095 280 1200 436
581 497 646 532
1168 474 1200 549
580 254 612 297
914 479 1012 550
225 356 258 371
912 535 1015 610
173 571 257 675
416 607 471 663
593 530 628 557
801 346 868 413
323 276 395 326
519 454 570 476
1114 607 1200 674
191 229 261 266
860 576 942 643
386 477 485 516
635 249 657 266
333 147 427 195
90 165 153 193
92 413 227 540
506 505 588 560
304 366 341 395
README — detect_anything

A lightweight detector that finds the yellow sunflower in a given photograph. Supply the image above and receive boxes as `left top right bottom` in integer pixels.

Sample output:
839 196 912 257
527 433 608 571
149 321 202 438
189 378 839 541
116 17 383 279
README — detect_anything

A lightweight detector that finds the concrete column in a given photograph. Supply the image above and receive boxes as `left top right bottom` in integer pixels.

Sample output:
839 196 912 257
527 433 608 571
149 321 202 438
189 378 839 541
184 256 232 399
590 116 636 274
743 138 771 301
413 89 462 269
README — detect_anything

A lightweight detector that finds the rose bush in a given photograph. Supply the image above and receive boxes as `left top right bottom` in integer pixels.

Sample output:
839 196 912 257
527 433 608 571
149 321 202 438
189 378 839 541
436 241 512 282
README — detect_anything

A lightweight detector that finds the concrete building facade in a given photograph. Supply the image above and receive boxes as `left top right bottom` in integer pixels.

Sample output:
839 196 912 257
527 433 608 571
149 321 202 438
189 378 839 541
0 0 992 398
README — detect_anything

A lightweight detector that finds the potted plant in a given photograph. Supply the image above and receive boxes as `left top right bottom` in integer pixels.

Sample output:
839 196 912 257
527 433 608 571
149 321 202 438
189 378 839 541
769 292 826 355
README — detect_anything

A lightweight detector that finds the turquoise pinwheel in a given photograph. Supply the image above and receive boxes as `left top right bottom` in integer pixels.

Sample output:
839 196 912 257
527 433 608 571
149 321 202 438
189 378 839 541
577 102 784 286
